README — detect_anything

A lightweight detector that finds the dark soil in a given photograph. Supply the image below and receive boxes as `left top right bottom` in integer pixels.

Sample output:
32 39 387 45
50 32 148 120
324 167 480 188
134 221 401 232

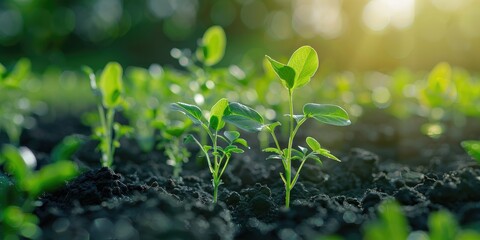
10 113 480 239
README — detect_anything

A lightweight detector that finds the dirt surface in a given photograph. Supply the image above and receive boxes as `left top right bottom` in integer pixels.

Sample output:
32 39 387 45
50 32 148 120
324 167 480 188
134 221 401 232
9 114 480 239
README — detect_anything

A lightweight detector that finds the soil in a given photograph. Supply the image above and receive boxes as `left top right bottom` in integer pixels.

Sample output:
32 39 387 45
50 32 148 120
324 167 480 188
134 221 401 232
7 112 480 240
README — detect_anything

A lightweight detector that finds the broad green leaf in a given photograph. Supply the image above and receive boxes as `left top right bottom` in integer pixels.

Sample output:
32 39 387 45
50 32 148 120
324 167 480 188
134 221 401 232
3 58 31 88
24 161 79 198
461 141 480 162
303 103 351 126
306 137 321 151
223 102 265 132
224 131 240 142
197 26 226 66
234 138 248 148
265 55 295 89
428 210 458 240
317 148 340 162
209 98 228 131
364 200 409 240
224 146 244 154
99 62 124 108
50 135 85 162
171 102 204 125
0 145 29 184
287 46 318 89
263 147 283 155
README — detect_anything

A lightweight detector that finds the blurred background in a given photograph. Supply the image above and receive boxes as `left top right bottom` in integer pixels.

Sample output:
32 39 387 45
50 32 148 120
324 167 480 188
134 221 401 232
1 0 480 72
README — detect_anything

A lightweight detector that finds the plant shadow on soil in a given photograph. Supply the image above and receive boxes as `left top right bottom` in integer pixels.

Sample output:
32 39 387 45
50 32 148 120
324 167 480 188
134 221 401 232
9 112 480 240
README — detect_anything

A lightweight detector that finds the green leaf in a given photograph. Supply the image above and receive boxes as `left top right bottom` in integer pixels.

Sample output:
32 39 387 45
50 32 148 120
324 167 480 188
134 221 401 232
317 148 341 162
428 210 458 240
309 155 323 165
197 26 226 66
266 155 282 161
209 98 229 131
24 161 79 198
234 138 249 148
0 145 29 185
223 102 265 132
265 55 295 89
224 131 240 142
298 146 308 154
3 58 31 88
50 135 85 162
364 200 409 240
306 137 321 151
303 103 351 126
263 147 283 155
224 146 244 154
265 121 281 132
291 149 304 160
171 102 205 125
461 141 480 162
287 46 318 89
99 62 124 108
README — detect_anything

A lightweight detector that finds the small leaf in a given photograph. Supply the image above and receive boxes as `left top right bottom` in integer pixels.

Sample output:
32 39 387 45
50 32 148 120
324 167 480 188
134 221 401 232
197 26 226 66
223 102 265 132
50 135 85 162
225 146 244 154
3 58 31 88
24 161 79 198
291 149 304 161
462 141 480 162
99 62 124 108
234 138 249 148
266 121 281 132
285 114 304 123
265 55 295 89
263 147 283 155
287 46 319 89
267 155 282 161
224 131 240 142
306 137 321 151
309 155 323 165
209 98 229 131
0 145 29 185
171 102 204 125
298 146 308 154
303 103 351 126
317 148 341 162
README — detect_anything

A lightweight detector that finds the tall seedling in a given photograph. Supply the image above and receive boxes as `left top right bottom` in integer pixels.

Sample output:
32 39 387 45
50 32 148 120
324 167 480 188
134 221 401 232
223 46 351 208
84 63 131 167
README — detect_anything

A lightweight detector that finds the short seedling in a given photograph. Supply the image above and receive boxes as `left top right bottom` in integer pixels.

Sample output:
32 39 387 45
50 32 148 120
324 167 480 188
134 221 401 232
223 46 351 208
83 63 132 167
158 121 192 178
171 98 248 203
0 145 79 239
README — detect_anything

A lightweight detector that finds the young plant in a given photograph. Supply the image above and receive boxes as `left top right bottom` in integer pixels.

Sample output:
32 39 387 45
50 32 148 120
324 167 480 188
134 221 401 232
223 46 351 208
171 98 248 203
0 145 79 239
83 63 132 168
0 59 32 146
158 121 192 178
461 141 480 164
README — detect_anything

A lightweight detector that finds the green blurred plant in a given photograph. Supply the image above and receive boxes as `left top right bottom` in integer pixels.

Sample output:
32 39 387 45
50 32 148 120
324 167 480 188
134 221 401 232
0 59 33 146
223 46 351 208
171 98 248 203
0 145 79 240
461 141 480 164
83 63 132 168
364 200 480 240
158 121 192 179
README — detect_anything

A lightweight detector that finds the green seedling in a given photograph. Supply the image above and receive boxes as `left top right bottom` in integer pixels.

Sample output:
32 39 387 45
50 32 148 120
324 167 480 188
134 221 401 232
223 46 350 208
0 59 32 146
0 145 79 239
171 98 248 203
461 141 480 164
83 62 132 168
157 120 192 178
363 200 480 240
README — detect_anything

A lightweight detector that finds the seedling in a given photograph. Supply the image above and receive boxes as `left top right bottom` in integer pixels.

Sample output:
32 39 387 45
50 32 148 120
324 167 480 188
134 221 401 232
83 62 132 168
223 46 351 208
171 98 248 203
0 145 79 239
461 141 480 164
158 121 192 178
0 58 32 146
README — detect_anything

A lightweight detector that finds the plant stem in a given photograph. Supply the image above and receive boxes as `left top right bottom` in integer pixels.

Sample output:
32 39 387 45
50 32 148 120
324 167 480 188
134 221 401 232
285 90 294 209
105 109 115 167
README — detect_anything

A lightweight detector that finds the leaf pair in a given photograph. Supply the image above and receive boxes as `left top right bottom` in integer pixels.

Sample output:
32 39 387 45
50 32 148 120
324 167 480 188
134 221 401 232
266 46 319 90
84 62 124 109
